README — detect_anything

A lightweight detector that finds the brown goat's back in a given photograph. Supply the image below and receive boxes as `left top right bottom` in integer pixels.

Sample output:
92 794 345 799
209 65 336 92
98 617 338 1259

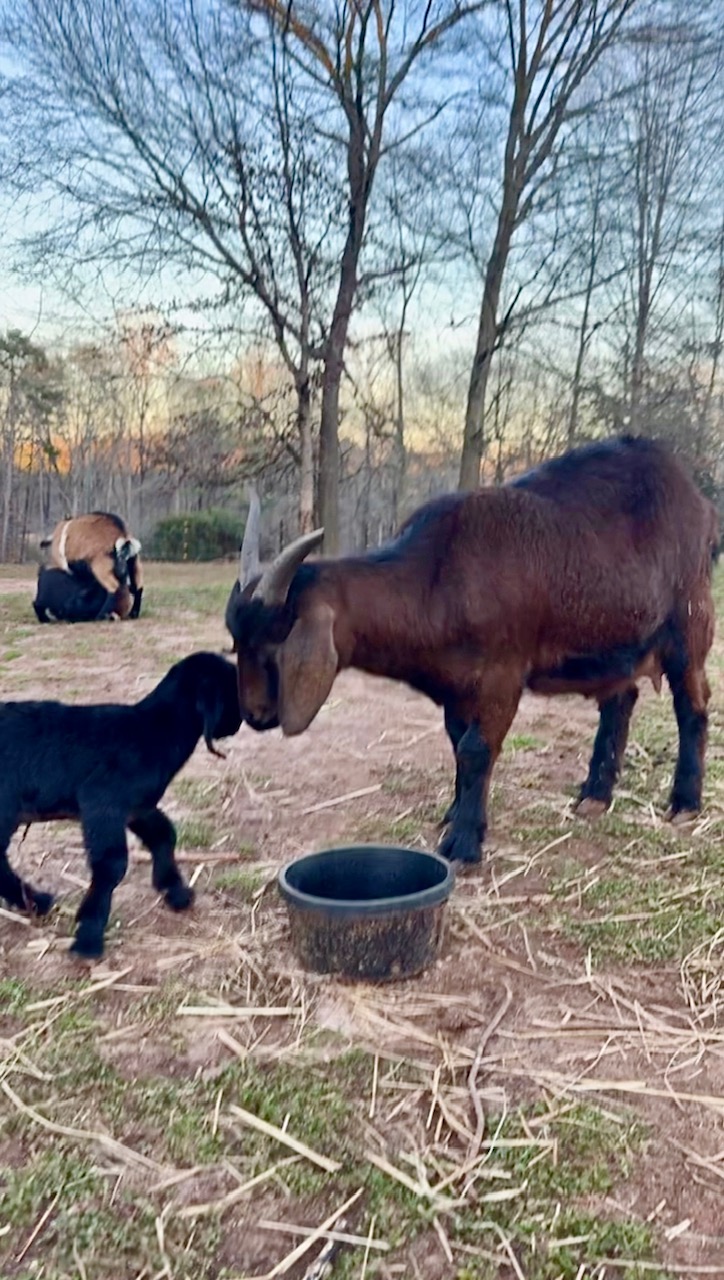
330 436 716 703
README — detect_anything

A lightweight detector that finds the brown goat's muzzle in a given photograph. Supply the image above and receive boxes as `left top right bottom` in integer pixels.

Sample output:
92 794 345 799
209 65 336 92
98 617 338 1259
236 652 280 732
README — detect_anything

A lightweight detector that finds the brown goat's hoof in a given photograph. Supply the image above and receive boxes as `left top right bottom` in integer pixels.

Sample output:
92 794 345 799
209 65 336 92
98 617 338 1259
438 807 457 829
666 807 699 827
575 796 609 819
438 828 482 865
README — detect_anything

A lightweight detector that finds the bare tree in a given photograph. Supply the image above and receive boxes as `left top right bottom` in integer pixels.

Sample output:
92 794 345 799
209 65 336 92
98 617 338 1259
0 331 56 560
613 16 723 428
458 0 639 489
3 0 482 549
240 0 487 548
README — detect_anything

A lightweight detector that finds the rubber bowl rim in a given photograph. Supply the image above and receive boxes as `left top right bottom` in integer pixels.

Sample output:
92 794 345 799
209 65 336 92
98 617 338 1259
277 844 455 918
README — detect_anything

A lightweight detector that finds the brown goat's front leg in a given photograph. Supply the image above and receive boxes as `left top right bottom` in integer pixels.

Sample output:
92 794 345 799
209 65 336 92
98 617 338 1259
438 682 522 864
440 706 467 827
438 723 489 863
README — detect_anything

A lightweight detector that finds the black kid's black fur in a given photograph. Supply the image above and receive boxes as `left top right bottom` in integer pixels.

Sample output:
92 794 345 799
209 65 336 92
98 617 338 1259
0 652 242 958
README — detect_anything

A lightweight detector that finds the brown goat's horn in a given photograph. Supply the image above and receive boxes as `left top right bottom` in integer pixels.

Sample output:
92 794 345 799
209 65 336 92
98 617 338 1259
252 528 325 605
238 488 261 587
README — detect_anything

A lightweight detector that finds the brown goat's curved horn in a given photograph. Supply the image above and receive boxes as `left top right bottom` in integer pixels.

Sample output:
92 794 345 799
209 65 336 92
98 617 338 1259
252 528 325 605
238 488 261 587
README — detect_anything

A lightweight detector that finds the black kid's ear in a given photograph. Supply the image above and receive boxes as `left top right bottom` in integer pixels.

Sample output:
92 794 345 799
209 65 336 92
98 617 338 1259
197 682 226 756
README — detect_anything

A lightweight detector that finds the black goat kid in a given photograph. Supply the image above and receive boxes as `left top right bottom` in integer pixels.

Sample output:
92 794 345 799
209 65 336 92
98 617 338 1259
0 653 242 958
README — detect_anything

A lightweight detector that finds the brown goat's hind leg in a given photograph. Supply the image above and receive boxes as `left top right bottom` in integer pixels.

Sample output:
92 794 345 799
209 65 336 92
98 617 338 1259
128 809 193 911
577 687 639 818
666 667 710 821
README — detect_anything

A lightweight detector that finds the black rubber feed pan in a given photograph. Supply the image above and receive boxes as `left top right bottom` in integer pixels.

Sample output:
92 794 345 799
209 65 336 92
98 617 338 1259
278 845 455 981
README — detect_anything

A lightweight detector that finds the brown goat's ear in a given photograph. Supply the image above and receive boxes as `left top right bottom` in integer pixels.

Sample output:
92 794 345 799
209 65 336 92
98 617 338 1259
278 603 338 736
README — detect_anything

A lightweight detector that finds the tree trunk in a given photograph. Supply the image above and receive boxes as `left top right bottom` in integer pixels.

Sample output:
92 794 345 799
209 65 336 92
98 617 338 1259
459 191 518 490
317 107 371 554
392 330 407 529
568 228 598 446
629 278 651 431
0 442 13 561
318 275 353 552
297 376 314 534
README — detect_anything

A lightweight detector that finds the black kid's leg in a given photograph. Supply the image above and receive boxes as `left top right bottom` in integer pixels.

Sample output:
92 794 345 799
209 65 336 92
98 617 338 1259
73 810 129 959
0 812 54 916
129 809 193 910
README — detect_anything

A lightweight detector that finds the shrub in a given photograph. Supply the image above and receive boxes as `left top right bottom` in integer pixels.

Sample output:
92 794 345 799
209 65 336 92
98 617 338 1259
147 509 245 562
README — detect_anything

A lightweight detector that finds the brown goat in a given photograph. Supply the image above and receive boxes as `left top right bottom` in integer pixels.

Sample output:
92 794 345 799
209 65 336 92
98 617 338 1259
43 512 144 619
226 438 718 864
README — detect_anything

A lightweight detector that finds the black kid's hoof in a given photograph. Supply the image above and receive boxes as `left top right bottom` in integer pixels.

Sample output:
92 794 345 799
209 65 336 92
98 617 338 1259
165 883 195 911
30 889 55 917
70 930 104 960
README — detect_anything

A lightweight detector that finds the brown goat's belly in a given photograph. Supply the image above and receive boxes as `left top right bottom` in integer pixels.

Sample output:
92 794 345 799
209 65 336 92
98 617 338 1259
527 648 664 700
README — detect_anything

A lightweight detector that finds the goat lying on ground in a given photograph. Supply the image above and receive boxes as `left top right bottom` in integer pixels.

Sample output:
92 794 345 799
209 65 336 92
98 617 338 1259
0 653 242 957
34 562 122 623
226 438 718 865
42 511 144 619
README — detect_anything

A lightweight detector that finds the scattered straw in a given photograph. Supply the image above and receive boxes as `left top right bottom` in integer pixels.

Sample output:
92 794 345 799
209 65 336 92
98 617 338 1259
302 785 381 815
257 1221 388 1252
178 1155 300 1220
178 1002 301 1018
359 1214 377 1280
15 1189 61 1263
467 982 513 1161
600 1262 723 1275
681 927 724 1024
365 1151 456 1210
518 1069 724 1118
0 1078 165 1173
240 1188 364 1279
228 1103 342 1172
301 1226 342 1280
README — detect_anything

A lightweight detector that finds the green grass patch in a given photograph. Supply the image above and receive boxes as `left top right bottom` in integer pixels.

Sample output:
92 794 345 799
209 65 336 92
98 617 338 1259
504 732 545 754
213 866 264 897
0 1143 222 1279
176 817 217 849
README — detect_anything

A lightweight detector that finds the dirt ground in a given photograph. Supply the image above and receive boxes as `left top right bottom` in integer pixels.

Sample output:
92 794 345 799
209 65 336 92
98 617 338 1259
1 563 724 1279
